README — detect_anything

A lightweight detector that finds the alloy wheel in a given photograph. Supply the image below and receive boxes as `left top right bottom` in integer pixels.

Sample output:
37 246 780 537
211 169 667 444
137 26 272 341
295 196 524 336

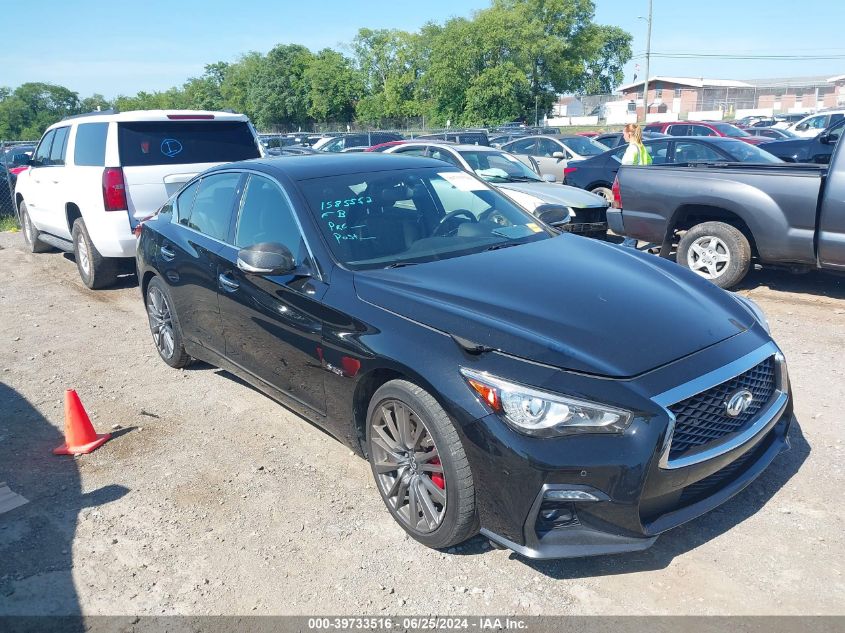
147 286 175 359
370 400 447 534
76 234 91 276
23 212 33 244
688 235 731 280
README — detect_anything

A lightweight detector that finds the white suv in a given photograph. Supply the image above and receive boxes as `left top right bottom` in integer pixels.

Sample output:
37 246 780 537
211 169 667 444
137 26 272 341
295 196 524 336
788 109 845 137
15 110 263 288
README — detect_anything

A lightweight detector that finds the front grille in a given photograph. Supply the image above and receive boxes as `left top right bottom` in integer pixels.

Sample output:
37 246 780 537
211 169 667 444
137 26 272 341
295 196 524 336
668 357 776 460
677 439 764 506
569 207 607 224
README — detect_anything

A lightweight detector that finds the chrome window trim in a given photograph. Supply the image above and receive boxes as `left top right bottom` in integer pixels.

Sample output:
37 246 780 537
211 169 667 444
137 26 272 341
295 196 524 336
654 342 788 470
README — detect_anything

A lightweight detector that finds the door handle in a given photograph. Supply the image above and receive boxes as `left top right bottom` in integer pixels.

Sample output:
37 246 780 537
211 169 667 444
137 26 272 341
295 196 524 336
160 245 175 261
218 273 240 292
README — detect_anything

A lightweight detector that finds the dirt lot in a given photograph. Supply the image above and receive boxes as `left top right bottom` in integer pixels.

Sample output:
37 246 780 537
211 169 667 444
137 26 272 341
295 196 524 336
0 228 843 616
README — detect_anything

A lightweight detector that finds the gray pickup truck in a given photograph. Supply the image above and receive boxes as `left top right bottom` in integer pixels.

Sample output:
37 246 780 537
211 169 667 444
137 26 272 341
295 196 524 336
608 132 845 288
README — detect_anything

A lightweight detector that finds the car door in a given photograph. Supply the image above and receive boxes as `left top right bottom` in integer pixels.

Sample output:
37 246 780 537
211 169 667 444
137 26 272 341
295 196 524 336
533 138 569 179
24 129 56 227
39 125 71 236
216 172 328 415
160 171 243 356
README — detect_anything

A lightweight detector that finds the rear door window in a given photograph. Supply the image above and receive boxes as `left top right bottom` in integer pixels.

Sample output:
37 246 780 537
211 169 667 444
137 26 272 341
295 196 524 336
674 142 724 162
34 130 56 165
117 121 260 167
74 123 109 166
667 124 690 136
689 125 717 137
182 172 242 241
507 138 536 155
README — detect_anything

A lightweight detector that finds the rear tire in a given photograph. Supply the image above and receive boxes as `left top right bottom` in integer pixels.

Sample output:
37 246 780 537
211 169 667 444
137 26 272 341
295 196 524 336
145 276 192 368
19 202 50 253
366 380 477 550
72 218 118 289
677 221 751 289
591 186 613 204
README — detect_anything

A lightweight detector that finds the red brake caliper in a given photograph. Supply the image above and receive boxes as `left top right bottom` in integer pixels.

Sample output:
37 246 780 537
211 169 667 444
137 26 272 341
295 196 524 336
430 457 445 490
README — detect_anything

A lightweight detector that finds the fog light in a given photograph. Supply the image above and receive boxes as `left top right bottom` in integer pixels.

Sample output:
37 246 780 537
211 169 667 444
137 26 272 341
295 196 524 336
536 501 580 532
543 489 600 502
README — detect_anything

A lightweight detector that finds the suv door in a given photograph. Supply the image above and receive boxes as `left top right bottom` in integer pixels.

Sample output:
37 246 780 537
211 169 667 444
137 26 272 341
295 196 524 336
25 129 56 227
162 171 244 355
216 173 328 415
39 125 71 236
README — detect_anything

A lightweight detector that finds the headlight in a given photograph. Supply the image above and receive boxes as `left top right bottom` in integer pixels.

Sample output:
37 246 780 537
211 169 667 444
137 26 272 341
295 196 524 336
734 294 770 334
460 368 632 437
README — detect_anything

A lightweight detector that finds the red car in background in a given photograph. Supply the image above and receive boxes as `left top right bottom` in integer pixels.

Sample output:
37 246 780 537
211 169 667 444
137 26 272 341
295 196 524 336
644 121 769 145
576 131 600 137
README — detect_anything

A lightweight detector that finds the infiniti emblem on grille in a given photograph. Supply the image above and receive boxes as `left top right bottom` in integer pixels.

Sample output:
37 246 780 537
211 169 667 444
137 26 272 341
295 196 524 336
725 389 754 417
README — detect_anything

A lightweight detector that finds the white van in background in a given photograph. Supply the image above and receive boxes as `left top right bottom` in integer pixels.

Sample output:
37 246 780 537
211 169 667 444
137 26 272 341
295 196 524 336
15 110 263 288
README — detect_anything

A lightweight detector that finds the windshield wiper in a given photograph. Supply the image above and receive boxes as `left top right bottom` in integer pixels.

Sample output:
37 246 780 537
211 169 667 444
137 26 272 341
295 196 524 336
505 176 541 182
383 261 419 269
483 242 521 252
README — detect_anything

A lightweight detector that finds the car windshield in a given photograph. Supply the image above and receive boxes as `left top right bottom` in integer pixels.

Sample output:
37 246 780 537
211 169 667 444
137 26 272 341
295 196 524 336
458 150 542 183
712 123 750 138
561 137 608 156
719 140 783 163
297 167 554 270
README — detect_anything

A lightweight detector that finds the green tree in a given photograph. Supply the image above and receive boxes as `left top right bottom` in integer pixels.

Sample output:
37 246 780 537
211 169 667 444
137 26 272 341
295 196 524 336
462 63 530 126
220 52 264 119
579 25 633 95
183 62 230 110
305 49 360 123
248 44 313 130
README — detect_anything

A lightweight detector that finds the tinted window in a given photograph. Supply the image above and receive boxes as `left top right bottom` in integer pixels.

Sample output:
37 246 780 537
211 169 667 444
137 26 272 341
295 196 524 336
674 142 725 162
117 121 259 167
183 172 241 240
536 139 563 157
428 148 462 167
718 141 782 163
506 138 535 155
561 137 606 156
47 127 70 165
667 124 689 136
689 125 717 137
647 140 671 164
175 180 200 225
298 167 552 269
34 130 55 164
392 146 428 157
74 123 109 166
234 175 304 263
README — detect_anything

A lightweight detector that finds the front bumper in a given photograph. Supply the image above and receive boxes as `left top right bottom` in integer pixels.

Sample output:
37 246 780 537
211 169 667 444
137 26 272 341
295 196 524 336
460 339 793 560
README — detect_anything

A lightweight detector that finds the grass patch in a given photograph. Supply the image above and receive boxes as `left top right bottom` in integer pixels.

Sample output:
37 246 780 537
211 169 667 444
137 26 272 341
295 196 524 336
0 214 20 232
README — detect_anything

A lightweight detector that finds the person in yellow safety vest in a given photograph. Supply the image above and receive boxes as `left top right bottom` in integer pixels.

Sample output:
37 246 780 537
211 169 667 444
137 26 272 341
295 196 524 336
619 123 652 247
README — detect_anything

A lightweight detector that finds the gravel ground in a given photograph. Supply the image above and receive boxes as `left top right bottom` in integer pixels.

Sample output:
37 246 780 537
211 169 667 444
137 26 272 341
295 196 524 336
0 229 843 616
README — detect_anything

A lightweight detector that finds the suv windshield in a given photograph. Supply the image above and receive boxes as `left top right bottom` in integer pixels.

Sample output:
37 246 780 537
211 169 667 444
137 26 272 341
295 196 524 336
457 150 542 183
298 167 553 270
117 121 260 166
712 123 750 138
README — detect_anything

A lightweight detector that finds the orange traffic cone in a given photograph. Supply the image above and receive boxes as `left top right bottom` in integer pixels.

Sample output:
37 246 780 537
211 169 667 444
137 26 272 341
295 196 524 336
52 390 112 455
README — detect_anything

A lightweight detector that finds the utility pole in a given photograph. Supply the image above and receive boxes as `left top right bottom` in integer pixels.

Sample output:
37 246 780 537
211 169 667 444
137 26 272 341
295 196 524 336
641 0 653 123
535 95 539 127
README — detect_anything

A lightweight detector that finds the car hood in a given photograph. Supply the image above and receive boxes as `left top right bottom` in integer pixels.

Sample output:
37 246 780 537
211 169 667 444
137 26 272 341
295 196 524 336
354 236 753 378
495 181 607 209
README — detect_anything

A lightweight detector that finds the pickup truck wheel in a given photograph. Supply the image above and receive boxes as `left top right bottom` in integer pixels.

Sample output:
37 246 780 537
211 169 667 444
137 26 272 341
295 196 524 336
19 202 51 253
366 380 477 549
591 186 613 204
678 222 751 289
72 219 118 289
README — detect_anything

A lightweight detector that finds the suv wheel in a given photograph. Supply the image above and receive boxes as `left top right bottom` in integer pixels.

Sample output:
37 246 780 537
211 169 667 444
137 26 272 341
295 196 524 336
366 380 477 549
677 221 751 289
72 219 118 289
19 202 50 253
145 276 192 368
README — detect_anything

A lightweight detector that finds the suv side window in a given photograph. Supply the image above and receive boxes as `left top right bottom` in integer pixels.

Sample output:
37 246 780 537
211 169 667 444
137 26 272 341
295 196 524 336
234 175 304 263
34 130 56 165
507 138 535 155
48 127 70 166
689 125 716 136
183 172 241 240
667 124 689 136
74 123 109 166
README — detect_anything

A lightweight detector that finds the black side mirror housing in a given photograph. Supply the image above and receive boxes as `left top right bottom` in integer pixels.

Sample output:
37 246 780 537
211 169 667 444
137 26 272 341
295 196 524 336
27 158 40 167
819 132 832 145
236 242 296 276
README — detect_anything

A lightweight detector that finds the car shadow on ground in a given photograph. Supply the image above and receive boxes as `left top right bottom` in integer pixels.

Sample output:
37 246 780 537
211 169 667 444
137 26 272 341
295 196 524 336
736 267 845 300
510 419 811 579
0 382 128 621
60 253 138 291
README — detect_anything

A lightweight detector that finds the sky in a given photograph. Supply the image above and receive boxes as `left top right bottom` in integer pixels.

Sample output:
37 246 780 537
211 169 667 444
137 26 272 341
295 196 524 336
4 0 845 98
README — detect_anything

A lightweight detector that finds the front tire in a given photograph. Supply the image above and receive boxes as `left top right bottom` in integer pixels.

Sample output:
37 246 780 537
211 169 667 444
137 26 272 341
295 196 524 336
19 202 50 253
591 186 613 204
72 219 118 289
677 221 751 289
145 276 192 368
366 380 477 549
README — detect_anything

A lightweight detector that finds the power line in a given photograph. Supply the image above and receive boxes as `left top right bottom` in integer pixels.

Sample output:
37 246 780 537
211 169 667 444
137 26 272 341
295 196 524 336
629 52 845 60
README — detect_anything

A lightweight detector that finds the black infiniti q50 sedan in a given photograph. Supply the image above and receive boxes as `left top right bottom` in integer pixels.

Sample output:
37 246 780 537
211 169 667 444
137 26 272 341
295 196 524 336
136 154 793 559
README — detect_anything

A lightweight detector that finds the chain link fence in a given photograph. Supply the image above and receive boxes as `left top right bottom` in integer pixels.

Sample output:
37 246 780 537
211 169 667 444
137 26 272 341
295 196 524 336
1 141 38 220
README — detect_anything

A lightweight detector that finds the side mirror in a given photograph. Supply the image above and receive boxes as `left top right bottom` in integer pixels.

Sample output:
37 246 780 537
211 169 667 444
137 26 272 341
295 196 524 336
542 174 556 183
552 151 566 160
27 158 41 167
796 123 808 131
535 204 570 227
819 132 831 145
237 242 296 276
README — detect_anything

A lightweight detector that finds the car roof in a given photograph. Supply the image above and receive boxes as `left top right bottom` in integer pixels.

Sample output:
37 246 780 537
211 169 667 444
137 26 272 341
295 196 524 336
215 153 448 181
400 142 500 152
51 110 250 128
